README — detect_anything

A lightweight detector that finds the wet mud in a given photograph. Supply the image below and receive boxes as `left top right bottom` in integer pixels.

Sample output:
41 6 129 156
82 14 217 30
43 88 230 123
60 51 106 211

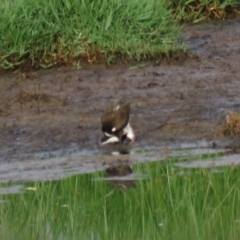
1 18 240 181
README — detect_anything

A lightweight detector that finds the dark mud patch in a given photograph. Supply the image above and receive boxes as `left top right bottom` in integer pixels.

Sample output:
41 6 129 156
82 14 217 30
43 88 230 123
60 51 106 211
16 91 53 105
1 18 240 181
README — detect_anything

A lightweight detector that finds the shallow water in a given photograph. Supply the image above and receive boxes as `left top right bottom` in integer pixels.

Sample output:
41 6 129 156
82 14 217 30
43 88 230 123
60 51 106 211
176 153 240 168
1 151 240 240
0 146 228 182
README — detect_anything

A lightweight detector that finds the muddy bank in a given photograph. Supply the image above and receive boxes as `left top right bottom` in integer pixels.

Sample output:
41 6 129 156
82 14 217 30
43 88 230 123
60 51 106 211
1 18 240 163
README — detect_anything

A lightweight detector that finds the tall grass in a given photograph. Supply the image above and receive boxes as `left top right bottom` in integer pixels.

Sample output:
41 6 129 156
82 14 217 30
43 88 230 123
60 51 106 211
0 0 182 69
1 158 240 240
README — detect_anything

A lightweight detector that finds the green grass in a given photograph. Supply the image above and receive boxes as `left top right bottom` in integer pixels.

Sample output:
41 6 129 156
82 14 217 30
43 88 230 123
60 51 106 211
1 156 240 240
0 0 238 69
0 0 182 69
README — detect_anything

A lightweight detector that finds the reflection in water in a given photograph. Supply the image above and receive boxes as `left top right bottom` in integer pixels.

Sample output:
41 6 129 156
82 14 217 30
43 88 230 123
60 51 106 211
0 185 25 195
105 165 137 192
0 147 229 182
175 153 240 168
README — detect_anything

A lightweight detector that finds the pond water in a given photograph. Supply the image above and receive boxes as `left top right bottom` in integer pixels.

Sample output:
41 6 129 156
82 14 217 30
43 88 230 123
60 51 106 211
1 147 240 240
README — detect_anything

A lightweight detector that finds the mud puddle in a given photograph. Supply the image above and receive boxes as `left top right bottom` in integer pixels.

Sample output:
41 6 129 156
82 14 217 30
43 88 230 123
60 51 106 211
1 18 240 181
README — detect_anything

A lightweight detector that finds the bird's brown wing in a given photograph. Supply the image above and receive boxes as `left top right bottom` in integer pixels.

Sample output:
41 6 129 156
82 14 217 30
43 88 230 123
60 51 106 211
101 99 131 133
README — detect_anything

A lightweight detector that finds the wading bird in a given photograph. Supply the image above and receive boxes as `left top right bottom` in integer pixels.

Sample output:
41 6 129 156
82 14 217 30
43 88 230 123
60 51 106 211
100 98 135 154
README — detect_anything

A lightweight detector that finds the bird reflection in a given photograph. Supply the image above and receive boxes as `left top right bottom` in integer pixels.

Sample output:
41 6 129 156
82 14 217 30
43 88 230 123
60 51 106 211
105 164 137 193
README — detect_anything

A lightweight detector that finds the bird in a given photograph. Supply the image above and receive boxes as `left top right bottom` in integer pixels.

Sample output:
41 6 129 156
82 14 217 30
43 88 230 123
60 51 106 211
100 98 135 148
105 164 137 192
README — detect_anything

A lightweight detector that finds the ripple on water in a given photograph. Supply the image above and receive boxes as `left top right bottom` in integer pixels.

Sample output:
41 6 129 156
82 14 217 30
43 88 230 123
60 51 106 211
0 185 25 195
0 146 229 182
175 153 240 169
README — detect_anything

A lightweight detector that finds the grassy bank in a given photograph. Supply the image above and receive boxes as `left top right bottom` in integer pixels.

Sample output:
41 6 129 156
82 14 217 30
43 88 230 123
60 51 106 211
1 157 240 239
0 0 238 69
0 0 181 69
